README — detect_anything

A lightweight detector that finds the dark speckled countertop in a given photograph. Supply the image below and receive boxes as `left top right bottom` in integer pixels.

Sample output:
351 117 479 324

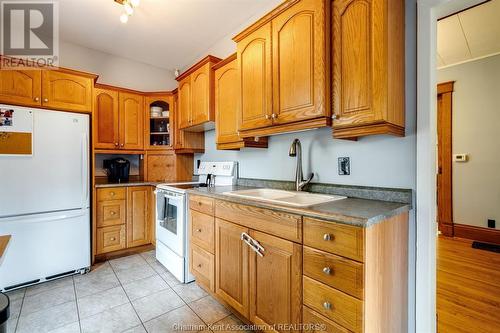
186 185 411 228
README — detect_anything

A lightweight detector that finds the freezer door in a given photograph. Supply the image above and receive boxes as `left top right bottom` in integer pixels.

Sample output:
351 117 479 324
0 107 90 217
0 209 91 290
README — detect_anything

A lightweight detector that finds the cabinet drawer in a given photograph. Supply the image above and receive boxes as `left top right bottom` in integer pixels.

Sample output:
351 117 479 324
96 225 126 254
303 276 362 333
215 200 302 243
190 243 215 292
97 187 126 201
190 210 215 253
303 246 364 299
189 195 214 215
97 200 126 227
303 218 364 261
302 306 351 333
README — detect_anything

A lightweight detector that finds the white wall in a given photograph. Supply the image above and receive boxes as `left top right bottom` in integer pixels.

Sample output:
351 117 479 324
59 41 177 91
438 54 500 229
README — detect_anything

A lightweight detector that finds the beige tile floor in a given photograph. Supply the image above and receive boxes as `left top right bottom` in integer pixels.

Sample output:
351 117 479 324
5 250 250 333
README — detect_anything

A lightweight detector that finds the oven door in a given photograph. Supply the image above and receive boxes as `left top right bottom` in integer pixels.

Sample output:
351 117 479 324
156 189 185 257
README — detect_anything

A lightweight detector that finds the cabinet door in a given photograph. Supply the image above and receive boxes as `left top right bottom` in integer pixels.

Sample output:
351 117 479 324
215 219 250 318
94 88 119 149
0 70 42 106
215 58 240 145
191 63 212 126
249 230 302 332
146 153 175 182
41 70 93 112
237 23 273 131
178 77 192 129
333 0 378 126
126 186 150 248
272 0 328 124
119 92 144 150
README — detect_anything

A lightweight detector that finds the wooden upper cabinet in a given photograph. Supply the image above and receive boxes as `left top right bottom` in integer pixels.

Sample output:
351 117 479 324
272 0 329 124
42 70 93 112
215 219 250 318
0 70 42 106
214 54 268 150
94 88 119 149
332 0 405 139
191 63 212 125
237 23 273 131
119 92 144 150
176 56 221 132
178 77 192 129
126 186 151 248
249 230 302 332
172 90 205 153
234 0 331 137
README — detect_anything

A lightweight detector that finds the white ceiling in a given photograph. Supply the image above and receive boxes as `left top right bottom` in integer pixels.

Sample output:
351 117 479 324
59 0 280 71
437 0 500 68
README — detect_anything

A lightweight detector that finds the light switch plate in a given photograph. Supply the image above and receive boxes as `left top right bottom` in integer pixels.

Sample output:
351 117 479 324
453 154 469 162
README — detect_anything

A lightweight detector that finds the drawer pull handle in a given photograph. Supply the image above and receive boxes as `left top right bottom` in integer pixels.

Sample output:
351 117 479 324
110 237 116 241
323 267 332 275
110 192 115 196
323 302 332 310
196 229 202 233
323 233 332 241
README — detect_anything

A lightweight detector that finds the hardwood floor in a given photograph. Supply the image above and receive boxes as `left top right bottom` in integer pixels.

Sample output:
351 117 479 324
437 236 500 333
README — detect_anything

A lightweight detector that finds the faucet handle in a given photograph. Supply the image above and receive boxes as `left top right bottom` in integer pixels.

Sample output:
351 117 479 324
298 173 314 191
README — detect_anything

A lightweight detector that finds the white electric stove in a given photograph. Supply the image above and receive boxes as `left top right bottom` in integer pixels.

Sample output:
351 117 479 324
155 162 238 283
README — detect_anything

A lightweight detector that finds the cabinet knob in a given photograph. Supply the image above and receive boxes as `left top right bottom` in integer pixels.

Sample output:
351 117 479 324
43 98 49 103
332 114 338 120
265 114 270 120
323 302 332 310
323 267 332 275
196 229 202 233
271 113 277 119
114 142 119 147
34 97 40 102
110 211 116 216
110 237 116 241
120 143 124 147
323 233 332 241
197 264 202 268
110 192 115 196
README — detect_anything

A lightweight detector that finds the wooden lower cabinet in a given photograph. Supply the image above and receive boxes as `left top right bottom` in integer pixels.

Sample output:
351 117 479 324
126 186 150 248
215 219 250 318
189 198 408 333
95 186 153 256
248 230 302 332
96 225 126 254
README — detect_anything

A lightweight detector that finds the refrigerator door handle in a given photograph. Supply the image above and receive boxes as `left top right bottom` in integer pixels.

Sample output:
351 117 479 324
81 131 89 208
0 209 87 224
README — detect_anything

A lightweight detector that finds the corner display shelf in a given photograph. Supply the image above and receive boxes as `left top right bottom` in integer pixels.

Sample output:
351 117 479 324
146 97 171 150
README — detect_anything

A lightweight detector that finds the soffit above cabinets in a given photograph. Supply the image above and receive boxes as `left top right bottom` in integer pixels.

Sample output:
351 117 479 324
59 0 282 72
437 0 500 68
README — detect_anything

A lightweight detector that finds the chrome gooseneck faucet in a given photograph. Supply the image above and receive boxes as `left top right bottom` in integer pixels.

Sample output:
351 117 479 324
289 138 314 191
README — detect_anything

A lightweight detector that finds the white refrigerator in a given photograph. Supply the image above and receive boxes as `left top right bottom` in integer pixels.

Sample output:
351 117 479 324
0 106 90 291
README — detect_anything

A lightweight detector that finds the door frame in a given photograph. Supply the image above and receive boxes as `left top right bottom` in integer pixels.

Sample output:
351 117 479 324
416 1 485 332
436 81 454 237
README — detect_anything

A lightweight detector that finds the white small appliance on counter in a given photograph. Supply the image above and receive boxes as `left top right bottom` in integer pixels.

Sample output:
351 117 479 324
154 161 238 283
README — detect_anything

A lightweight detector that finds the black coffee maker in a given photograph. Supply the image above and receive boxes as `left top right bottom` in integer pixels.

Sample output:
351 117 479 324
103 158 130 183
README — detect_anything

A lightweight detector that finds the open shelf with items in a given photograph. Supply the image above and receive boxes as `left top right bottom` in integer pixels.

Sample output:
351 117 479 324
145 94 173 150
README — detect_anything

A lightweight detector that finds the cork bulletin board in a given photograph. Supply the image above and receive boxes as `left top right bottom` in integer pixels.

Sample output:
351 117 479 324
0 108 33 155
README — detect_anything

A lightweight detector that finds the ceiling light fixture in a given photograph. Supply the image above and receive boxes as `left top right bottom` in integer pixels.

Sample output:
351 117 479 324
115 0 139 23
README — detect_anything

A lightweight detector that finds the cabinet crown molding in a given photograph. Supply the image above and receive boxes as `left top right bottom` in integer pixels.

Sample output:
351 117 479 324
176 55 222 82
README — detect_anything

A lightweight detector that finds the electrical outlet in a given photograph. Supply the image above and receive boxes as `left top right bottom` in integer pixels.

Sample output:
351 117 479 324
488 219 496 229
338 157 350 175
